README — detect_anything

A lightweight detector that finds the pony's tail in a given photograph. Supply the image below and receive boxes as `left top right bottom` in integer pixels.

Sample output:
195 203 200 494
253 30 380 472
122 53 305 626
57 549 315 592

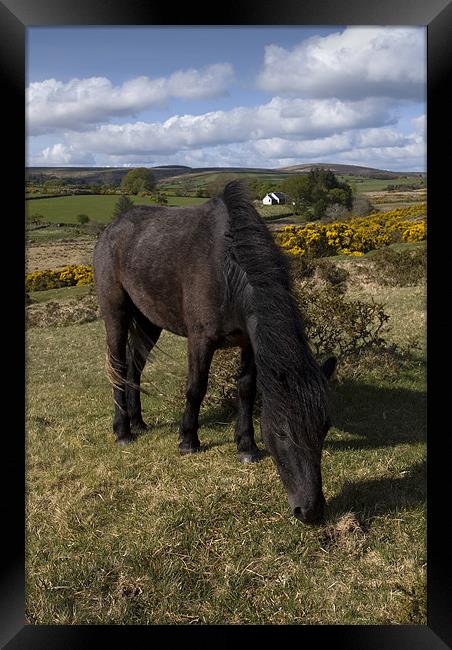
104 310 167 404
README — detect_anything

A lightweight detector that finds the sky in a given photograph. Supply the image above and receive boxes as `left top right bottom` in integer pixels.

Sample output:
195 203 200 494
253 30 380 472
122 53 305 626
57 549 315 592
26 26 426 172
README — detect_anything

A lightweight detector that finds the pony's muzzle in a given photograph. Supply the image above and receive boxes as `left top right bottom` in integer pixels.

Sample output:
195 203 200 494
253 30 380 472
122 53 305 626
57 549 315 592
291 495 325 524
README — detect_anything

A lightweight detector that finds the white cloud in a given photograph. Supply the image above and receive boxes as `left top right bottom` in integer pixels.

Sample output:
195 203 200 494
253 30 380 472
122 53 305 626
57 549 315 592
50 96 394 158
251 127 410 159
334 141 426 171
27 27 426 172
411 114 426 135
27 63 235 135
30 118 425 172
257 27 425 100
31 143 95 165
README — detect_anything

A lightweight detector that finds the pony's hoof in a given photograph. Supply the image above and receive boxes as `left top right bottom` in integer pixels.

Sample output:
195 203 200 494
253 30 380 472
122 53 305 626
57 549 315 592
116 435 134 446
131 420 148 432
179 445 201 456
238 450 260 464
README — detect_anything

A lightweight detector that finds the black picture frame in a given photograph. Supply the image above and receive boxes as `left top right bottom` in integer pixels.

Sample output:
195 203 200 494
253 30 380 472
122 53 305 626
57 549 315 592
3 0 450 647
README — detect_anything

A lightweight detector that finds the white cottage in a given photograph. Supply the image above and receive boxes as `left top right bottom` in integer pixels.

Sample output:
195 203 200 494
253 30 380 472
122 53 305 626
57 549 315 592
262 191 286 205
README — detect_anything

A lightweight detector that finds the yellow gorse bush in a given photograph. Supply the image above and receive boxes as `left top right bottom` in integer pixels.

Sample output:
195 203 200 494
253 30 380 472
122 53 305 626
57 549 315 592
26 265 94 292
25 203 427 293
275 203 426 257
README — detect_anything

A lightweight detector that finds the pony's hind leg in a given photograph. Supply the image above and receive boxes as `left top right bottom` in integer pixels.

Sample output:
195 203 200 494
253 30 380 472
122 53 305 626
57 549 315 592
126 309 162 432
179 336 215 454
235 346 260 463
102 291 133 445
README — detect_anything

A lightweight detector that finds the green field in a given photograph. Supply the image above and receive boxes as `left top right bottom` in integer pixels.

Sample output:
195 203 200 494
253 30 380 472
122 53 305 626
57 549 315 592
26 195 208 224
25 172 425 227
26 254 426 624
160 170 292 192
160 171 424 196
25 193 296 231
341 176 425 193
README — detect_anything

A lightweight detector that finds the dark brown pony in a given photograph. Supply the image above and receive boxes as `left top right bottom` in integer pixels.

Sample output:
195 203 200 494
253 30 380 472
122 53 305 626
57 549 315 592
93 180 336 523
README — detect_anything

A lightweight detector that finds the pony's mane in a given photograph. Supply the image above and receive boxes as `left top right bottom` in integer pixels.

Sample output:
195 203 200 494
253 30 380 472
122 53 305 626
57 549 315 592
222 180 329 449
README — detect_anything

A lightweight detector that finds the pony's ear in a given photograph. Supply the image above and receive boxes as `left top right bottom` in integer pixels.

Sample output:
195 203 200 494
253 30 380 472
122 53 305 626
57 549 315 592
321 356 337 380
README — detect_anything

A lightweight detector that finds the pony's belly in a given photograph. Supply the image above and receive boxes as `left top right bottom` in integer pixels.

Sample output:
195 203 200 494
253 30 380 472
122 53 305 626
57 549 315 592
124 283 188 337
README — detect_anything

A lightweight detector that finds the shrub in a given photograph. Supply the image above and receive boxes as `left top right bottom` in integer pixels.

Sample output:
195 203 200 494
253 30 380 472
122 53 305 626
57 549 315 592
295 282 390 359
176 346 242 411
25 292 36 305
121 168 156 195
25 265 94 291
84 220 106 236
25 269 65 292
196 280 390 411
275 203 426 257
288 255 349 292
153 191 168 205
402 222 426 242
351 195 374 217
314 259 349 292
204 348 242 410
76 214 90 224
371 246 426 287
113 195 135 218
323 203 349 222
27 213 44 225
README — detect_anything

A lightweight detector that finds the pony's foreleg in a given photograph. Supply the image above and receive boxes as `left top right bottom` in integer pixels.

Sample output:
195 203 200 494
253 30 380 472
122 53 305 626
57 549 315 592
179 336 215 454
235 347 260 463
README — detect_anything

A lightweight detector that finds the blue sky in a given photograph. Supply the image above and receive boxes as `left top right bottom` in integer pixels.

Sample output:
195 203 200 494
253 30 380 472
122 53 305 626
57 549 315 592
26 26 426 171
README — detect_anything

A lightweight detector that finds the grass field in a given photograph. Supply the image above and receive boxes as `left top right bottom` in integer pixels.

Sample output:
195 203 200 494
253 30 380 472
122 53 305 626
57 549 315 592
26 252 426 625
25 177 426 232
159 171 292 193
160 172 425 196
342 176 425 193
26 195 208 224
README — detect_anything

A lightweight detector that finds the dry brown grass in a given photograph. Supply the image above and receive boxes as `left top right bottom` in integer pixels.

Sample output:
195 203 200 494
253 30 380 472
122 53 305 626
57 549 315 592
363 189 426 205
27 294 100 328
26 237 96 272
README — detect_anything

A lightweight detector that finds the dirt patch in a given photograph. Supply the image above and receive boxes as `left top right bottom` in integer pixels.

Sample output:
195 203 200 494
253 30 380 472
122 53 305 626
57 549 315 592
26 237 96 272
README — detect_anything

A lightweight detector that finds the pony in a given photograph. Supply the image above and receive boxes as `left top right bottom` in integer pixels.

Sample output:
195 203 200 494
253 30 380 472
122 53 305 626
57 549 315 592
93 180 336 523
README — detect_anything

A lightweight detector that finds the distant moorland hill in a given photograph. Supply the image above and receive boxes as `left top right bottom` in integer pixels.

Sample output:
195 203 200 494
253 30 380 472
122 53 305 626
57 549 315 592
26 163 425 187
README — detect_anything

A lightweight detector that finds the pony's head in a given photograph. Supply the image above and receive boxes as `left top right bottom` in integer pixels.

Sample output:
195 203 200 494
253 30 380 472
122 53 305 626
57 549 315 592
260 356 336 524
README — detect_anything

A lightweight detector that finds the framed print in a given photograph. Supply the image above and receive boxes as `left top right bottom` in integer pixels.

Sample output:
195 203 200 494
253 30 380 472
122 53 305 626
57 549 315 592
2 0 450 646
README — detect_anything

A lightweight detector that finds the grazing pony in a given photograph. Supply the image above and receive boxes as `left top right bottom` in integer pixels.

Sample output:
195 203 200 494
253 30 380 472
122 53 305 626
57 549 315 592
94 181 336 523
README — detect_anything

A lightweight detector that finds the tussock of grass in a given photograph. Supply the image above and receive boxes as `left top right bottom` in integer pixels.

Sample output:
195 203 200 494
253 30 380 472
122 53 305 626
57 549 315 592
321 512 366 552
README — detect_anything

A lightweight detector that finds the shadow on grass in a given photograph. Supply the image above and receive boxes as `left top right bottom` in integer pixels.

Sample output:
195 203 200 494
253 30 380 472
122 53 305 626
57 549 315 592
135 403 274 459
139 371 425 455
199 402 237 427
327 459 426 521
133 403 237 452
327 379 426 451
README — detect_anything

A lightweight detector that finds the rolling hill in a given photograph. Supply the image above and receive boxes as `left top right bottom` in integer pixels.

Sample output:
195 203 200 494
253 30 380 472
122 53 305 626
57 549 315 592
26 163 425 187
